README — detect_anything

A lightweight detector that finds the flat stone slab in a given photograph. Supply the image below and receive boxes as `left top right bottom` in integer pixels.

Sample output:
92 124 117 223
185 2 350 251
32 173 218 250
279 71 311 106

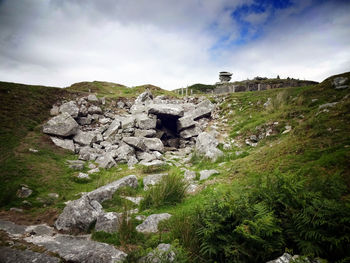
148 104 184 117
43 112 79 137
199 169 219 181
136 213 172 233
0 247 60 263
0 219 27 238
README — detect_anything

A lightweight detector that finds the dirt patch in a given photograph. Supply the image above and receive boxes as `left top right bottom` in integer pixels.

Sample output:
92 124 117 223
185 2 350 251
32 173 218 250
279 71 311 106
0 208 59 226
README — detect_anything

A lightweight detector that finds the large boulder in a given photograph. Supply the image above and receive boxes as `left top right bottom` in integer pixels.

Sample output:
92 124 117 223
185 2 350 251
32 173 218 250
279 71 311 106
143 173 168 190
114 144 135 163
96 153 117 169
78 146 100 161
50 137 75 152
177 116 196 131
199 169 219 181
143 138 164 152
59 101 79 118
148 104 184 117
136 213 172 233
135 113 157 129
54 196 103 232
103 119 121 140
195 132 223 161
73 130 97 146
43 112 79 137
88 105 102 115
0 247 60 263
95 212 121 233
179 126 200 139
134 91 153 105
123 137 147 151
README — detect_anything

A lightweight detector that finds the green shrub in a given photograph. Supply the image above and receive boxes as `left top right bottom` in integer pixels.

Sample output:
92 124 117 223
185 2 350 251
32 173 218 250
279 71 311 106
140 173 188 210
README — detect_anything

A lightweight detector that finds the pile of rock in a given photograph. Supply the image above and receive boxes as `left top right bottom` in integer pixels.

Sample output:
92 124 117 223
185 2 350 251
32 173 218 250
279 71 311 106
43 91 217 169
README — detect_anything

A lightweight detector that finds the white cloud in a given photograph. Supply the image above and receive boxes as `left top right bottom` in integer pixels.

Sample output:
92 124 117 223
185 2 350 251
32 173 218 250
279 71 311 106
0 0 349 89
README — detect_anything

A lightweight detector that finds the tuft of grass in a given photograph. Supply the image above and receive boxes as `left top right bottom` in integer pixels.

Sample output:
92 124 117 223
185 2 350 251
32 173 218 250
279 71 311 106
140 173 188 210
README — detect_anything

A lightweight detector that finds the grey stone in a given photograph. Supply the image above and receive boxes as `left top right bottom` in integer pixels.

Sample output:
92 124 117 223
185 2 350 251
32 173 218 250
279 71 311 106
179 126 200 139
117 101 125 108
143 138 164 152
0 219 27 237
103 118 121 140
115 144 135 163
130 104 148 114
99 117 111 125
78 115 92 125
143 173 168 190
87 94 99 102
139 160 165 169
79 146 100 161
16 186 32 198
50 137 75 152
141 243 176 263
188 99 214 120
177 116 196 131
136 213 172 233
0 247 60 263
55 195 102 231
127 156 139 167
95 212 121 233
25 234 127 263
184 170 196 181
148 104 184 117
120 116 136 129
48 193 59 199
9 207 23 213
67 160 85 170
264 98 272 107
50 105 59 116
266 253 293 263
333 76 348 88
78 172 90 179
59 101 79 118
122 196 143 205
79 104 88 117
186 183 199 194
167 138 180 148
123 137 147 151
135 113 157 129
88 167 100 174
134 90 153 105
86 175 138 203
134 129 157 138
43 112 79 137
195 132 223 161
136 151 157 162
319 102 338 109
73 130 97 146
199 169 219 181
96 153 117 169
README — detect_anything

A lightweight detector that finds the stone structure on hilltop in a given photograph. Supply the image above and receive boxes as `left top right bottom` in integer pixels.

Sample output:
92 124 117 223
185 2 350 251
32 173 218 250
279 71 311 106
214 72 318 94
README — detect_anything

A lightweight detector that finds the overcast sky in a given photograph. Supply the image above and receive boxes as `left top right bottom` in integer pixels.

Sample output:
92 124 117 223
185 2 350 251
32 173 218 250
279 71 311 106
0 0 349 90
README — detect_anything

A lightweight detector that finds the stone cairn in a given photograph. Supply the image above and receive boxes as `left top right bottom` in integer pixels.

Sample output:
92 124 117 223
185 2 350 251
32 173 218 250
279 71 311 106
219 71 233 83
43 91 216 170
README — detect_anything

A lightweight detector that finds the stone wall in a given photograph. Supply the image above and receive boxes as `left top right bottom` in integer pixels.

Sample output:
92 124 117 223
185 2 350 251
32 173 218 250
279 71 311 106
214 79 318 94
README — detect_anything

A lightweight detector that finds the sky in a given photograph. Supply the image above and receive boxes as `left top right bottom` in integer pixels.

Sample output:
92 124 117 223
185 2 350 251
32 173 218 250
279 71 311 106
0 0 349 90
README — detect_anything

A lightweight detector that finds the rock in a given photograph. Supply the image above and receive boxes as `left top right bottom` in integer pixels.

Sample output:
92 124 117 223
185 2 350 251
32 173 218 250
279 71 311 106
55 195 102 231
74 130 98 146
134 129 157 138
25 234 127 263
88 163 97 169
86 175 138 203
119 116 136 129
143 173 168 190
87 94 99 102
79 104 88 116
245 139 258 147
179 126 200 139
199 169 219 181
135 113 157 129
29 148 39 153
0 247 60 263
114 144 135 163
103 118 121 140
50 105 60 116
0 219 27 237
10 207 23 213
137 151 158 162
186 183 199 194
195 132 223 161
96 153 117 169
88 105 102 115
188 99 214 120
88 168 100 174
141 243 175 263
67 160 85 170
78 115 92 125
48 193 59 199
319 102 338 109
139 160 165 169
177 116 196 131
95 212 121 233
127 156 138 167
266 253 293 263
16 186 33 198
99 117 111 125
43 112 79 137
184 170 196 181
264 98 272 107
50 137 75 152
78 173 90 179
143 138 164 152
148 104 184 117
282 125 292 134
134 91 153 105
122 196 143 205
333 76 348 89
123 137 147 151
135 213 172 233
59 101 79 118
117 101 125 108
79 146 100 161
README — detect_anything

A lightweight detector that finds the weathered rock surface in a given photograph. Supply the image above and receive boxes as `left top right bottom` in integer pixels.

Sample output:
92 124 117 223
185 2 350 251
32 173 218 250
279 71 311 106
195 132 223 161
114 144 135 163
136 213 172 233
16 186 33 198
148 104 184 117
59 101 79 118
95 212 121 233
199 169 219 181
51 137 75 151
135 113 157 129
73 130 98 146
43 112 79 137
67 160 85 170
140 243 175 263
123 137 147 151
0 247 60 263
143 138 164 152
143 173 168 190
266 253 293 263
96 152 117 169
103 118 121 140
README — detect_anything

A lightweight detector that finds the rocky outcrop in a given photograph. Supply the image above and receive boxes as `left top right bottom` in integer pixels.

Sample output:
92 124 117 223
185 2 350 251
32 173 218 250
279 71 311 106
0 247 60 263
51 137 75 151
55 175 138 232
43 112 79 137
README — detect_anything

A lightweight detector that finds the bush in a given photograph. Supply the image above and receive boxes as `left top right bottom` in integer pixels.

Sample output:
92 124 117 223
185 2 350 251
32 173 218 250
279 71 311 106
140 173 188 210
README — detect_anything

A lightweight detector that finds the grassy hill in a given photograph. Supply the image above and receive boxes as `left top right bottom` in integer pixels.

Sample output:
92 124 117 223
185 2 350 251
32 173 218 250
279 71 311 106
0 73 349 262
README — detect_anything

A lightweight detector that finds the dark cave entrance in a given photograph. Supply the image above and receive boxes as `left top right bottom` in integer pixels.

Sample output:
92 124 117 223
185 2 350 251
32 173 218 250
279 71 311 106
155 114 180 148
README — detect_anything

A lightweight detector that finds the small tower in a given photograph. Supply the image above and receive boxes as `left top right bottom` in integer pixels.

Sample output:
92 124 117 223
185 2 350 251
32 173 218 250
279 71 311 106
219 71 233 82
